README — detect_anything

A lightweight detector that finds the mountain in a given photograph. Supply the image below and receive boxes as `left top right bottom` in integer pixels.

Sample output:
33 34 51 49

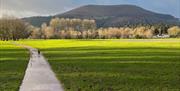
23 16 52 27
23 5 180 27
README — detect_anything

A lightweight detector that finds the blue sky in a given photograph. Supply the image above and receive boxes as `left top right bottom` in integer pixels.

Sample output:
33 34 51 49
0 0 179 18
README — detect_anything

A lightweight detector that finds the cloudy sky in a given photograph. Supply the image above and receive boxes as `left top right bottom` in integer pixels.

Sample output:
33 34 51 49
0 0 180 18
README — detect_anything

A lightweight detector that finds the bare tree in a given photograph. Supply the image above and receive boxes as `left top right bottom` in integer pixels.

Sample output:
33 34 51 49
0 18 31 41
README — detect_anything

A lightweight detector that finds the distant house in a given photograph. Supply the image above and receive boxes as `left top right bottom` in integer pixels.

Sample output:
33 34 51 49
153 34 170 38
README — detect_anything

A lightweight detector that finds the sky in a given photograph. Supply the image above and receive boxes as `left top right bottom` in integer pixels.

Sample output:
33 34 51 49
0 0 180 18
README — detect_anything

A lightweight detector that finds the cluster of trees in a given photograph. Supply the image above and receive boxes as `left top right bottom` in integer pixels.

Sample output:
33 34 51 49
167 26 180 37
50 18 96 31
30 18 180 39
31 25 154 39
30 18 96 39
97 27 154 39
31 18 177 39
0 18 31 41
1 17 180 40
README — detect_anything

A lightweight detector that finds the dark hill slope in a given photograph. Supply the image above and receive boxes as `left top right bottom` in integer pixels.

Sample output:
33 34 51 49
23 5 180 27
23 16 52 27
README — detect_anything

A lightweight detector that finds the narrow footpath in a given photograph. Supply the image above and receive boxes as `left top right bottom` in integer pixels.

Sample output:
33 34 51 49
19 46 64 91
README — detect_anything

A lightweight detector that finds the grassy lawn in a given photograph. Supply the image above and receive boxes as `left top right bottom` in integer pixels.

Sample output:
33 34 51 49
0 41 29 91
18 39 180 91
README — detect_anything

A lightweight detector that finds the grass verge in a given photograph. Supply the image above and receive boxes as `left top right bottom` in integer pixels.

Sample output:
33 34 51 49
0 41 28 91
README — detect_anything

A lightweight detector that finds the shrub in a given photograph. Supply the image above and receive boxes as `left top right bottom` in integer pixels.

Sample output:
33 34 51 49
168 26 180 37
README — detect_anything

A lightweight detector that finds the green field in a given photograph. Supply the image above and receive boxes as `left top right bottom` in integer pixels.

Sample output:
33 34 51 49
0 41 29 91
18 39 180 91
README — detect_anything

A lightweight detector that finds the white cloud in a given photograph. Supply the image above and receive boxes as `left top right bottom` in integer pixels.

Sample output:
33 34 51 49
0 9 42 18
0 0 75 18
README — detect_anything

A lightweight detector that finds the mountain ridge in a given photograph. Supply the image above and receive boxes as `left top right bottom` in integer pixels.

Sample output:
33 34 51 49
23 5 180 27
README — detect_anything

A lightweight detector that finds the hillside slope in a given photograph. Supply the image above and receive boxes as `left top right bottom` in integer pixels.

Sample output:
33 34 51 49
23 5 180 27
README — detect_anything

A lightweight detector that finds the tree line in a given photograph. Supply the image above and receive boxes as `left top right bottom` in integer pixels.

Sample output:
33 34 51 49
30 18 97 39
30 17 180 39
0 17 180 41
0 18 31 41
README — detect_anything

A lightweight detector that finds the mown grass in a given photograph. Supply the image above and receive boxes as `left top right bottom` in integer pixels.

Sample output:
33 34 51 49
18 39 180 91
0 41 28 91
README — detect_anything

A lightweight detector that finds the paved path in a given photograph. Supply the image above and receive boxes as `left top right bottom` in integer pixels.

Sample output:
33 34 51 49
19 46 64 91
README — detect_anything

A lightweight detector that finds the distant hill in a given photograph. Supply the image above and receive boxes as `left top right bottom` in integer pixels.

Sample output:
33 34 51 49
23 5 180 27
23 16 52 27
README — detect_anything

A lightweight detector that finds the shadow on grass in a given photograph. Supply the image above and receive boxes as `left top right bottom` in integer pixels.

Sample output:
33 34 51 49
35 46 180 90
0 48 29 91
39 47 180 63
41 46 180 51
